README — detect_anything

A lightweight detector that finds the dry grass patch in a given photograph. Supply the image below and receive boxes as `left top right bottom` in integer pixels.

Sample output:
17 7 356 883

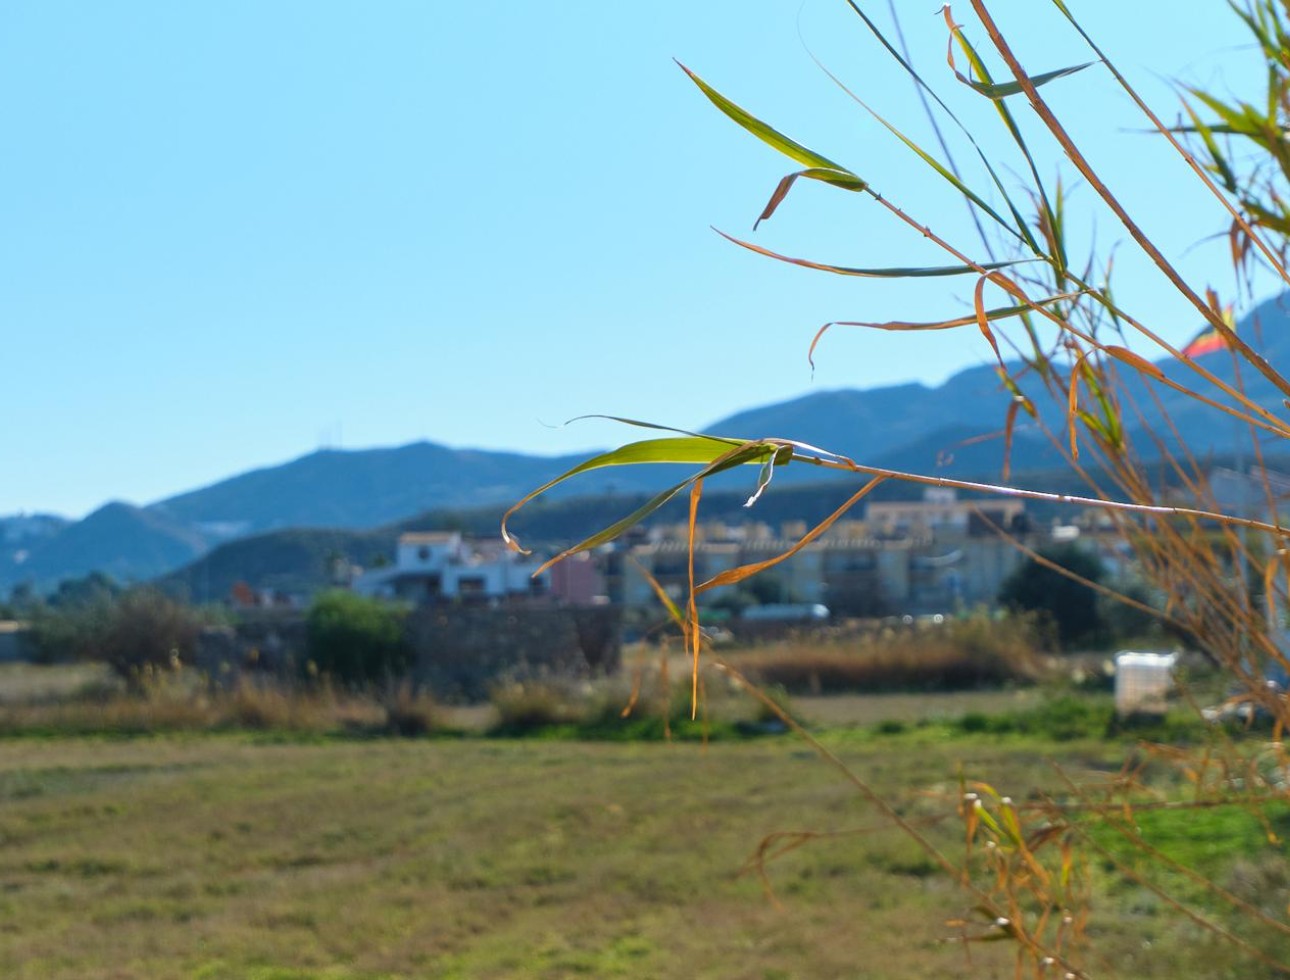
0 674 438 738
730 614 1046 695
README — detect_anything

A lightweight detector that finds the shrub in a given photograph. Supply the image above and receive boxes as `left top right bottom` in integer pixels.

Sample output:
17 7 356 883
382 684 441 737
488 680 586 734
28 588 206 690
304 591 410 687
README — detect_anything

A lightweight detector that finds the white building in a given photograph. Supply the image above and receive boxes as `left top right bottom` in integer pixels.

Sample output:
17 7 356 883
353 532 549 604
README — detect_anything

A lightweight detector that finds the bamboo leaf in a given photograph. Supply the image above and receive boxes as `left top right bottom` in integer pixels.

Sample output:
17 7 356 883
1180 101 1239 192
1103 345 1165 381
717 228 1024 278
962 62 1096 100
531 481 692 570
1067 357 1085 461
997 370 1038 418
501 436 777 554
1186 88 1267 140
696 477 886 593
836 1 1039 249
1002 398 1020 482
806 57 1024 243
810 292 1080 370
973 276 1006 368
756 168 866 228
745 443 794 508
529 440 790 573
630 555 684 627
677 61 864 182
941 7 1061 267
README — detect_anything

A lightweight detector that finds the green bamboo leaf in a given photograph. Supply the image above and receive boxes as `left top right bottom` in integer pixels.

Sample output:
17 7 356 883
526 440 790 572
1179 101 1238 193
538 436 751 483
677 61 865 186
1246 200 1290 235
828 295 1079 332
944 14 1061 268
805 57 1023 245
1186 89 1265 139
715 228 1028 278
500 436 769 551
962 62 1096 100
840 0 1037 250
1168 123 1268 137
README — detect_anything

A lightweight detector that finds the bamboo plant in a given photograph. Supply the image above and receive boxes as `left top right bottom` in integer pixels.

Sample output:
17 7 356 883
506 2 1290 974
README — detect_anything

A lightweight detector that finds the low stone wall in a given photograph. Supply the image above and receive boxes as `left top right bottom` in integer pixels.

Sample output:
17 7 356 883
0 622 33 663
195 604 622 701
194 615 308 688
406 605 621 702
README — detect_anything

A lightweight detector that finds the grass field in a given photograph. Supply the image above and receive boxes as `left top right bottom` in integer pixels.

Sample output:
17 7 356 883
0 725 1286 979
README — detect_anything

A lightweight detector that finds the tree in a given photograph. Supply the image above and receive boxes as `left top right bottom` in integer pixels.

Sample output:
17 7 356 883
29 587 205 688
305 591 410 687
998 543 1107 649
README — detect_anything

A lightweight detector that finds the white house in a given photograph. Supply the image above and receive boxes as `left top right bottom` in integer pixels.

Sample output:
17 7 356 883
353 532 549 604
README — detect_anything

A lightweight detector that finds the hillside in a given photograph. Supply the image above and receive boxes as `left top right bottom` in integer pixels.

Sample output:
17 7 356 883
159 465 1111 602
12 292 1290 595
4 503 206 592
149 442 637 536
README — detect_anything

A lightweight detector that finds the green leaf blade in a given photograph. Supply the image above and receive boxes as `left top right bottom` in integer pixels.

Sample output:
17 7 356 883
677 61 863 183
964 61 1096 100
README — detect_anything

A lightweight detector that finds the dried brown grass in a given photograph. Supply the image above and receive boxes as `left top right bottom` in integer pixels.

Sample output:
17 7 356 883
729 613 1046 695
0 675 425 737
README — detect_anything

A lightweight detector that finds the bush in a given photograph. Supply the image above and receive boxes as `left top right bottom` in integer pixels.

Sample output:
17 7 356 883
28 588 206 690
488 680 586 734
382 684 441 737
305 591 410 687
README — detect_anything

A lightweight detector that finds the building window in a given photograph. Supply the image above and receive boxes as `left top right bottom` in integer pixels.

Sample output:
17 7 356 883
458 577 486 596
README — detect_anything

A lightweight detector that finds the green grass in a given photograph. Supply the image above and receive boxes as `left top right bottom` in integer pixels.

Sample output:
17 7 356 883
0 733 1285 978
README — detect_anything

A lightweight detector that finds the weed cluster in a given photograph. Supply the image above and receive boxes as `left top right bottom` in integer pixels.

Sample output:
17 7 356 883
0 671 443 739
486 673 779 740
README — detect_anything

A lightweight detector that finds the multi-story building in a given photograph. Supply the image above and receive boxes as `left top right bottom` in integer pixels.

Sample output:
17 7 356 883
618 489 1032 618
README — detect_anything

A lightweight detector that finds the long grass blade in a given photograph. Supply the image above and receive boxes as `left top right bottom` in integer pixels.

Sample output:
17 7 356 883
803 55 1025 244
942 7 1065 272
962 61 1095 100
676 61 865 187
716 228 1025 278
808 290 1083 367
840 0 1039 251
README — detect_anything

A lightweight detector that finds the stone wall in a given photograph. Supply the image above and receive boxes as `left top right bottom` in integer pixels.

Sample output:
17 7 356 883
0 622 33 663
405 605 621 702
195 604 622 701
194 614 308 688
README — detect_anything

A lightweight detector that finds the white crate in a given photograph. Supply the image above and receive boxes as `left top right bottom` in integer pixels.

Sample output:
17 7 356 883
1115 652 1176 718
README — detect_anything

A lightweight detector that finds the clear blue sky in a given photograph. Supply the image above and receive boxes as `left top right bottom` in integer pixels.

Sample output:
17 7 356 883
1 1 1266 517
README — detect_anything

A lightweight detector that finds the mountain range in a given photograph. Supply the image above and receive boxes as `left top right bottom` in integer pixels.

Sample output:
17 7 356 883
7 291 1290 596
